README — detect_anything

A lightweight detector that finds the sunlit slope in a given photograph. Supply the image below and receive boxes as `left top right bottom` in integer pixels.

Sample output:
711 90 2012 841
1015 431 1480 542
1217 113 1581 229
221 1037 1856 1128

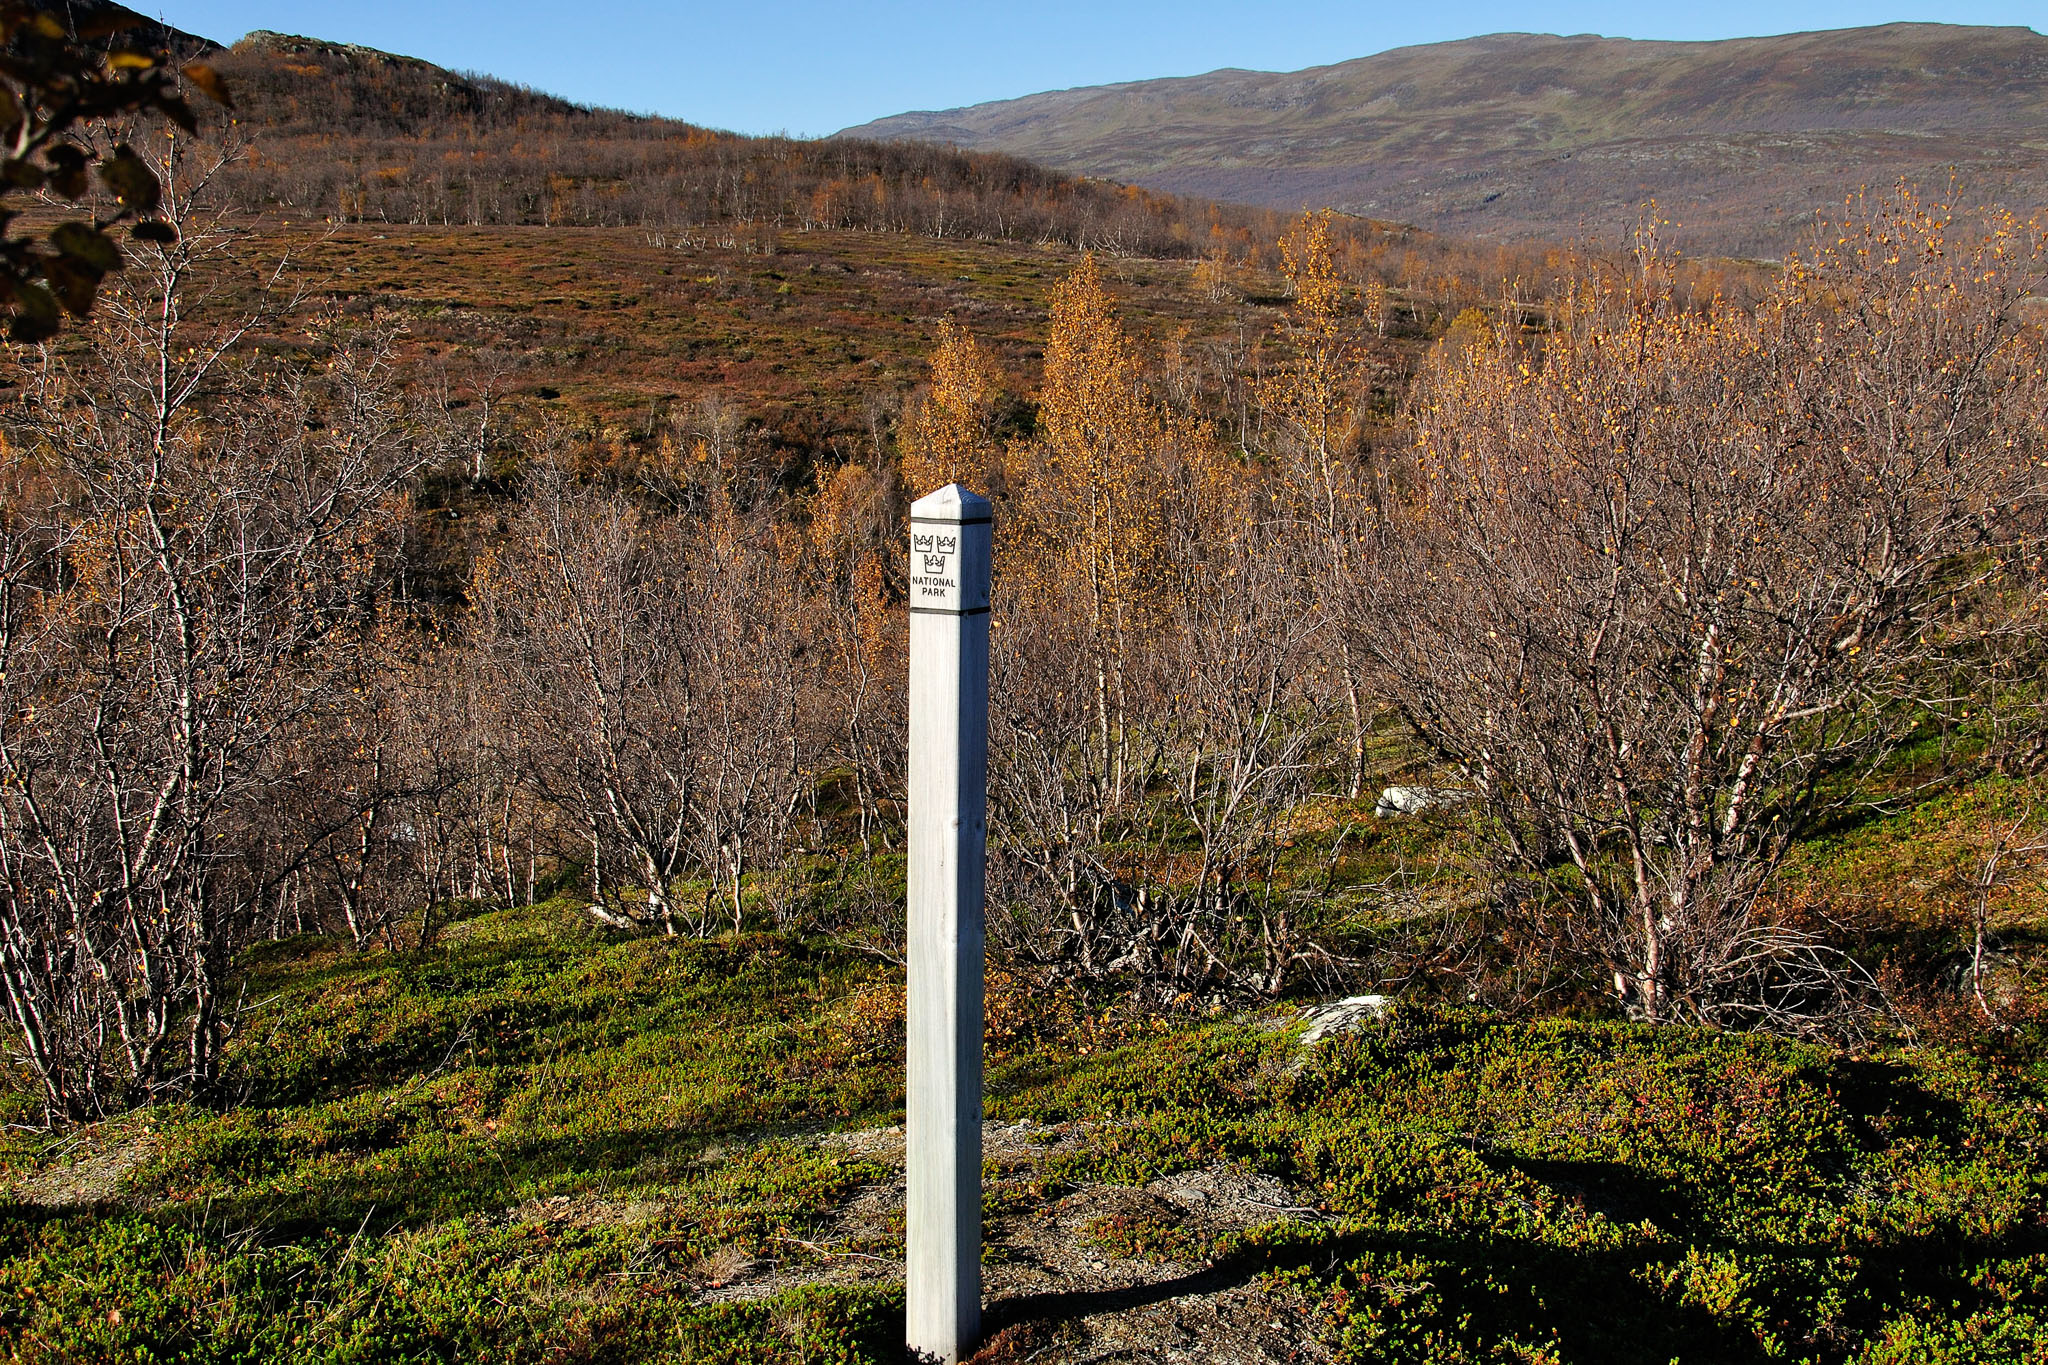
843 23 2048 256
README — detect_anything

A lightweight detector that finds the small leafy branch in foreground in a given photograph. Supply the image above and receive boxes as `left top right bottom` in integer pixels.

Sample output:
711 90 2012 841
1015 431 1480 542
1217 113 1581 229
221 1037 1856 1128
0 2 229 340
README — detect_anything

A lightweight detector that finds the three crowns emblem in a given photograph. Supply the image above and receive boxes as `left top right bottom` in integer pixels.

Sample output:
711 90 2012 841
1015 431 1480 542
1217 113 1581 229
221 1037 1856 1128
913 531 957 577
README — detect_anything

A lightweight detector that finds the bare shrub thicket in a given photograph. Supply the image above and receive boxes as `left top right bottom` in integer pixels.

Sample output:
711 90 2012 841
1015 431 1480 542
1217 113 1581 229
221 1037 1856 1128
472 464 815 936
0 235 422 1119
6 163 2044 1121
1343 194 2048 1028
978 255 1357 1005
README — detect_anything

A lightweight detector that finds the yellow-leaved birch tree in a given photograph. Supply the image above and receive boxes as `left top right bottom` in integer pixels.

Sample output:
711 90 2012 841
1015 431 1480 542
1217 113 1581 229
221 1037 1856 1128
1014 254 1169 811
898 316 997 496
1260 209 1372 797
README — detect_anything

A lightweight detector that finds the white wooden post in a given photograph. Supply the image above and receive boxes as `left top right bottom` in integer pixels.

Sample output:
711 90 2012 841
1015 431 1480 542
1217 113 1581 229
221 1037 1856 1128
905 483 992 1363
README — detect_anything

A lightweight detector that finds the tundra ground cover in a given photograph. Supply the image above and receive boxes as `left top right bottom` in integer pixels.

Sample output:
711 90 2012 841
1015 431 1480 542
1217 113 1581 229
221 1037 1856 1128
0 843 2042 1364
229 222 1317 437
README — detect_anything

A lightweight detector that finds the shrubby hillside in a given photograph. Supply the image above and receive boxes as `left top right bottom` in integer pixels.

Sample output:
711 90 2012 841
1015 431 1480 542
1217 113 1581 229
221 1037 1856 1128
207 30 1304 260
0 8 2045 1362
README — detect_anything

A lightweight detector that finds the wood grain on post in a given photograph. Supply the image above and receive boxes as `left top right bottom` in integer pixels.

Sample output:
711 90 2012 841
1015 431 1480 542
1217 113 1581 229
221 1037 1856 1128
905 483 992 1363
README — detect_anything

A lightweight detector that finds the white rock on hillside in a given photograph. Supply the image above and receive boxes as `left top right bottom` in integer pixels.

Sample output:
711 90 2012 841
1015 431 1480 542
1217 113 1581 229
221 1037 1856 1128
1298 994 1393 1045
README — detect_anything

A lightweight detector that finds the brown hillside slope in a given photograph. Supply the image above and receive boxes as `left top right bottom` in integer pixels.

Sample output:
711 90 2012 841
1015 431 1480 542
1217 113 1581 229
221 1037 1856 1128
25 0 216 51
193 31 1329 263
840 23 2048 257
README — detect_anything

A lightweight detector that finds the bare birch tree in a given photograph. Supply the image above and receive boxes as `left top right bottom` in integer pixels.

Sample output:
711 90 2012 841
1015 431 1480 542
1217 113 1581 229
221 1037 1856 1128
475 463 810 936
0 306 418 1117
1344 192 2048 1027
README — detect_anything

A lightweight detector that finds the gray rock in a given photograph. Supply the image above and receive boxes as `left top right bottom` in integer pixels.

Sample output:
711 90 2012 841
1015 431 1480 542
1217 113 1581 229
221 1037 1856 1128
1297 994 1393 1045
1372 785 1469 817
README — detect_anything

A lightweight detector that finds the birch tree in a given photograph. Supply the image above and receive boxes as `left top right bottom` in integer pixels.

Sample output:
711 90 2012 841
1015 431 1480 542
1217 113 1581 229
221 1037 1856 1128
1345 192 2048 1026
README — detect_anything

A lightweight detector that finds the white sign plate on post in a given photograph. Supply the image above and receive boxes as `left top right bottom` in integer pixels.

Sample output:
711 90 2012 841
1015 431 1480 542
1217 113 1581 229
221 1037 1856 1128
905 483 992 1364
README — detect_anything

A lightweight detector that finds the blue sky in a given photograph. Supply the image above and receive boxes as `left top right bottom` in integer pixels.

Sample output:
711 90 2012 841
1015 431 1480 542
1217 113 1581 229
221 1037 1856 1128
142 1 2047 137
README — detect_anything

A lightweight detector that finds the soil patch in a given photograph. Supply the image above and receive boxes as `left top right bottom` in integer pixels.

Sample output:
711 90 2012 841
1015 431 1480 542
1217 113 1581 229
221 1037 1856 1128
11 1131 160 1210
710 1120 1334 1363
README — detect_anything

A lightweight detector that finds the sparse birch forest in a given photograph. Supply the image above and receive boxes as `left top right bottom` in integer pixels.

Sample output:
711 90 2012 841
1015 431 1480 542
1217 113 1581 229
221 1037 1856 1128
0 13 2046 1365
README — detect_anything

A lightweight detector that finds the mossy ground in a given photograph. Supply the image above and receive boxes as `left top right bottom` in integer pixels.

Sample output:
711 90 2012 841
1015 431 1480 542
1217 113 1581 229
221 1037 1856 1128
1 851 2043 1363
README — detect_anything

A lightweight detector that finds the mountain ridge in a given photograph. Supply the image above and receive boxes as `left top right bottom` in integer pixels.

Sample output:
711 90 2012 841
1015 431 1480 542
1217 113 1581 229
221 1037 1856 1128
840 23 2048 256
30 0 217 52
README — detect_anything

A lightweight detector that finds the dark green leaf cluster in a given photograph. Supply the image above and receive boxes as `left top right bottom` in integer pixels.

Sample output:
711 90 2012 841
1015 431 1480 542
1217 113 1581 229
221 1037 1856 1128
0 3 228 339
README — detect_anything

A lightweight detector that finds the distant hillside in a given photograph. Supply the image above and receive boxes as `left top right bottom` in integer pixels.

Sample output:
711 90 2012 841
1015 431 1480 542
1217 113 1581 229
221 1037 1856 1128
182 31 1348 264
9 3 1321 263
841 23 2048 257
25 9 1590 290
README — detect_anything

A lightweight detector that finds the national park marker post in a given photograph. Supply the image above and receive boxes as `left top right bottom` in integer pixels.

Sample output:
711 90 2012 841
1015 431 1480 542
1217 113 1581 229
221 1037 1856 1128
905 484 992 1363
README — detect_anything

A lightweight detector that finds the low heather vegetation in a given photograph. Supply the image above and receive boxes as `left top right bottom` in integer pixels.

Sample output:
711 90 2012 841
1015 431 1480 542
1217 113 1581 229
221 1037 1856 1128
1 896 2044 1361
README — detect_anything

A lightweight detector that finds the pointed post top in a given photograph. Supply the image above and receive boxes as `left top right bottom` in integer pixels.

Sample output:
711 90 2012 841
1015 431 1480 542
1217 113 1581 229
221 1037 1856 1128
908 485 991 616
911 483 992 523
